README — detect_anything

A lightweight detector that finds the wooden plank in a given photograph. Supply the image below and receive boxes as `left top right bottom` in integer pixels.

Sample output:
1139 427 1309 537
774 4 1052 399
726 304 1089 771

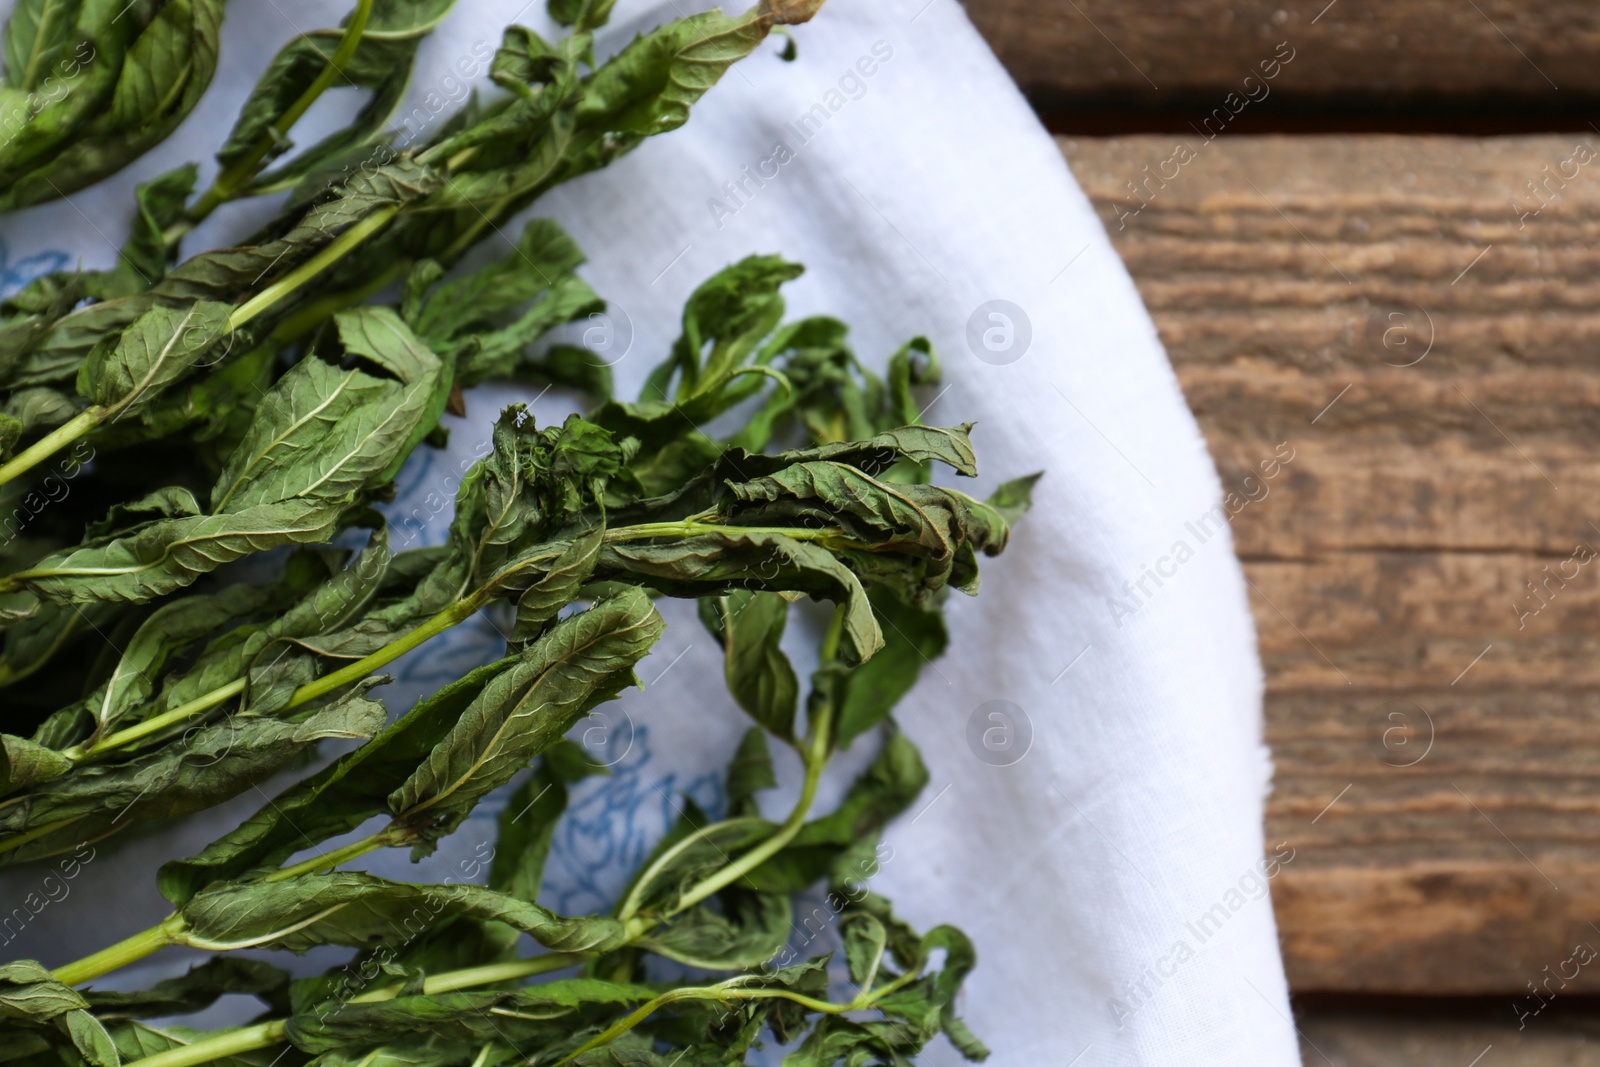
1059 133 1600 992
1298 997 1600 1065
969 1 1600 110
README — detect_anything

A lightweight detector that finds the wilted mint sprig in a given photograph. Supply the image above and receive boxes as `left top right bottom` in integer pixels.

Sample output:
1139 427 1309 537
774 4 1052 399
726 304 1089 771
0 256 1032 870
0 0 823 493
43 581 991 1067
0 0 227 213
0 411 1016 864
1 259 1023 1066
0 0 472 219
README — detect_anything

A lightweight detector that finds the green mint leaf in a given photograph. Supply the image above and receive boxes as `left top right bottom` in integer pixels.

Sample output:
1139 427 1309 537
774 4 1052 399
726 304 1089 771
89 581 283 741
886 335 940 431
389 587 664 842
61 1006 121 1066
11 497 343 604
0 733 71 793
410 218 587 347
697 590 798 741
63 163 199 303
604 530 883 664
943 1012 993 1061
286 979 656 1052
725 725 776 816
148 538 388 722
455 274 601 387
176 157 439 293
104 0 219 133
841 912 887 989
511 524 604 642
158 655 515 904
211 308 443 511
986 471 1043 525
636 890 791 971
77 300 233 418
176 871 629 955
573 9 794 143
548 0 618 32
84 957 291 1021
517 340 614 400
218 0 460 194
0 958 119 1066
2 1 81 94
832 588 947 748
0 1 222 213
0 692 384 865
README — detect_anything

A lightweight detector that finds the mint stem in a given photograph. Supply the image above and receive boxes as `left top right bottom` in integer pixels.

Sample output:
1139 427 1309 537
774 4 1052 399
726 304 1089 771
120 953 590 1067
180 0 376 231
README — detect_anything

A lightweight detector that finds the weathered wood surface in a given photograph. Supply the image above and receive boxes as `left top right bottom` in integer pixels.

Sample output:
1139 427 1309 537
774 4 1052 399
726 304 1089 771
1060 133 1600 993
970 2 1600 110
1298 997 1600 1065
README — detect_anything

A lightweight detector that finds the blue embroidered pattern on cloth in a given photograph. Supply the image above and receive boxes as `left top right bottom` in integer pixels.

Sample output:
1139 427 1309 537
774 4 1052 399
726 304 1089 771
471 726 726 918
0 239 68 298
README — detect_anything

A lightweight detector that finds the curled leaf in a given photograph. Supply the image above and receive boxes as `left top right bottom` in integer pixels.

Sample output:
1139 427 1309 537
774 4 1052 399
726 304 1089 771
390 587 664 841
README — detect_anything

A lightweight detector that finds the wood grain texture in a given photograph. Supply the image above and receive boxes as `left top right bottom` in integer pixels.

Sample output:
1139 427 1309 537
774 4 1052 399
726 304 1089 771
969 1 1600 109
1060 133 1600 992
1297 997 1600 1065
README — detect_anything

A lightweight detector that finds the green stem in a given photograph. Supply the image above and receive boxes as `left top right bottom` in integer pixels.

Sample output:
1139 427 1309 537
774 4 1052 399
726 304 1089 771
50 914 187 986
61 679 248 763
0 192 393 497
0 408 101 491
128 1022 287 1067
615 816 767 924
604 521 849 546
556 980 863 1066
49 592 481 782
262 824 402 883
125 954 588 1067
229 203 400 332
0 815 85 858
286 594 481 708
378 952 586 997
269 263 406 343
669 715 828 914
668 607 842 915
182 0 375 227
861 964 920 1003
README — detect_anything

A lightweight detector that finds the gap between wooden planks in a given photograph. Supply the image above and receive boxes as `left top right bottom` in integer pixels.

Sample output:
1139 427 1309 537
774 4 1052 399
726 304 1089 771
971 1 1600 109
1059 133 1600 993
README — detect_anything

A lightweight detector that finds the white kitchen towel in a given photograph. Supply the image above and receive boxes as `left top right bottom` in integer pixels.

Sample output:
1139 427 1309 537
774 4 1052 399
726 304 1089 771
0 0 1302 1063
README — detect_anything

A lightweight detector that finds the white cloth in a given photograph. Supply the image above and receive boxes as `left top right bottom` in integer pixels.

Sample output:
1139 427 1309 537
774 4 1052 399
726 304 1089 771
0 1 1300 1062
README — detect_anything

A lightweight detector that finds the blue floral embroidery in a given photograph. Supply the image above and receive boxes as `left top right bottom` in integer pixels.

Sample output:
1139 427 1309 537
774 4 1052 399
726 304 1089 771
0 239 69 299
543 723 726 916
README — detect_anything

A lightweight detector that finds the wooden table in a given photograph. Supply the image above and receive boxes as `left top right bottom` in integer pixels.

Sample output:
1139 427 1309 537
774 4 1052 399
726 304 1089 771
1059 132 1600 996
966 0 1600 1055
